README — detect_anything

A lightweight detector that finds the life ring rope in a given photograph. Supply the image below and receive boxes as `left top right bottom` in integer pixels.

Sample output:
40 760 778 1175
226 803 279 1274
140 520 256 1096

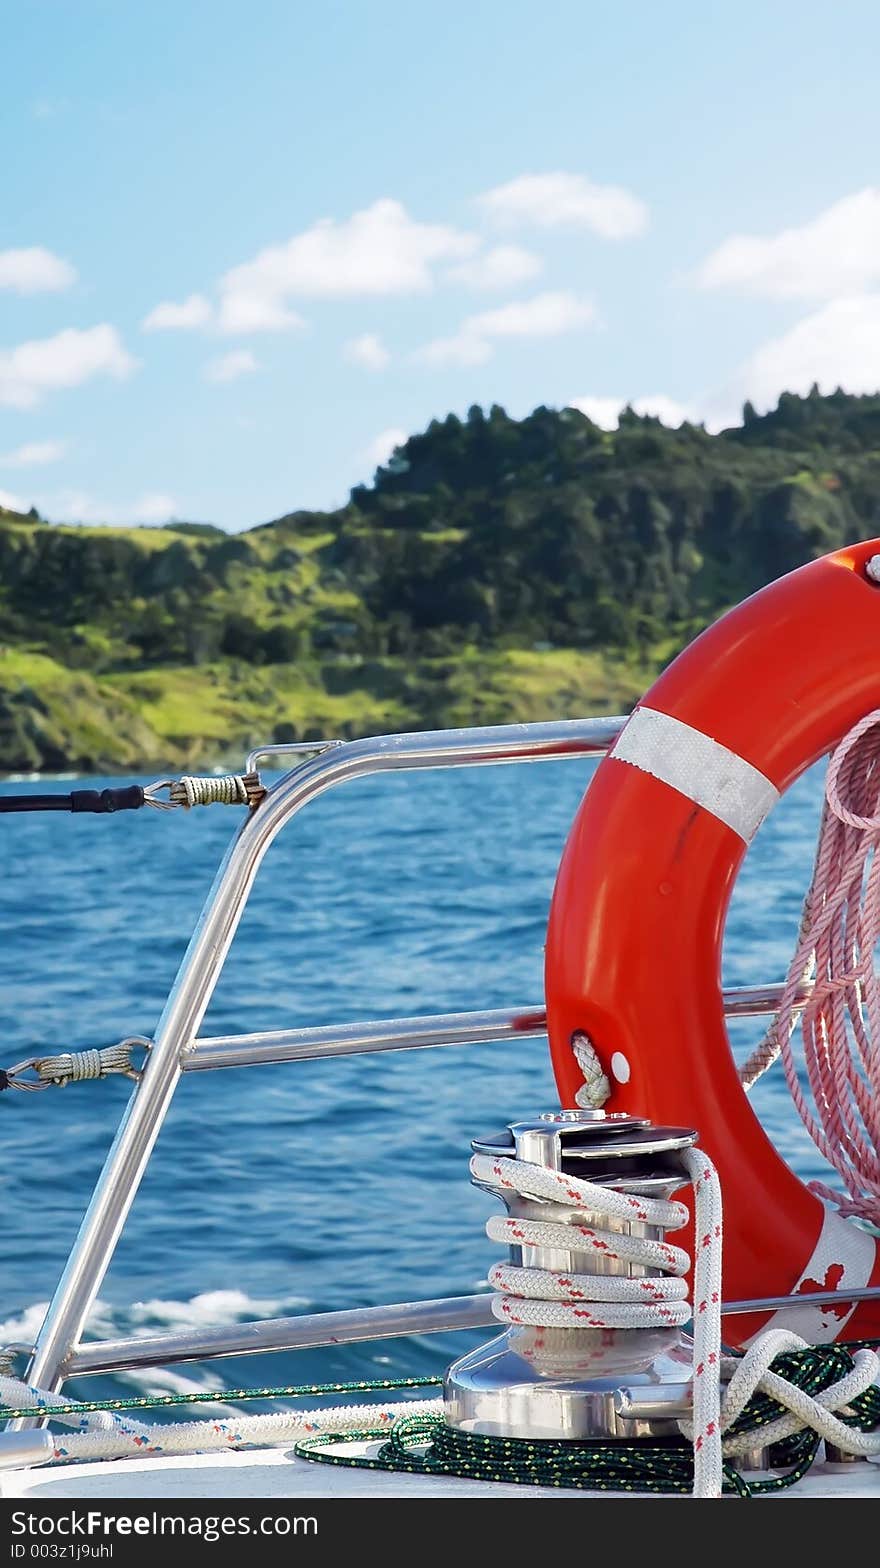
770 708 880 1226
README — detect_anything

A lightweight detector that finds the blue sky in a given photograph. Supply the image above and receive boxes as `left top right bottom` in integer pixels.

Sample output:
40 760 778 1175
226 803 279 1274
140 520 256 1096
2 0 880 530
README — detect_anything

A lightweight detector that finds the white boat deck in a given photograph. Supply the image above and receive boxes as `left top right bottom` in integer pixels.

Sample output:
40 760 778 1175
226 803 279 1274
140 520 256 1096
3 1445 879 1501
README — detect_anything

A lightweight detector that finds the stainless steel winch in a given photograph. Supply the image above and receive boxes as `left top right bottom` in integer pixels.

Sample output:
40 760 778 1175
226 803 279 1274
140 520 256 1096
444 1108 700 1442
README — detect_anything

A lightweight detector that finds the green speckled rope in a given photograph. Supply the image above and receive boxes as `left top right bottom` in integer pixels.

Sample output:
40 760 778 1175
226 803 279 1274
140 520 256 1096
292 1345 880 1499
0 1373 440 1423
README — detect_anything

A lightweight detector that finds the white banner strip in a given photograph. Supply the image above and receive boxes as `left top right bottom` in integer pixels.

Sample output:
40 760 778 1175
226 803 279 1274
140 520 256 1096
610 706 779 844
741 1206 877 1345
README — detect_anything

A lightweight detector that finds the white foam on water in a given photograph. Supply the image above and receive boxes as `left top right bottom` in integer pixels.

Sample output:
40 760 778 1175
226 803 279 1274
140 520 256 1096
0 1301 50 1342
0 1290 310 1349
128 1289 309 1332
119 1365 227 1398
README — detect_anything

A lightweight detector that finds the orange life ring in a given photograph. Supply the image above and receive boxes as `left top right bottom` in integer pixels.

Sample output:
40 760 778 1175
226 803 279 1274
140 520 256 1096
544 539 880 1347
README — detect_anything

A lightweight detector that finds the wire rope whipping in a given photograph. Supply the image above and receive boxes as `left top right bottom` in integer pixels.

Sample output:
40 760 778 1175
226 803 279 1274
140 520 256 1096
145 771 266 810
471 1145 723 1498
754 709 880 1224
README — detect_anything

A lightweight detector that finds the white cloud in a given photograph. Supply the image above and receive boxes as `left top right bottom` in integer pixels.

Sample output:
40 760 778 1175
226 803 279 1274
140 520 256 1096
0 247 77 294
0 487 26 511
570 394 696 429
365 427 407 470
697 189 880 300
218 198 475 332
736 293 880 408
142 293 213 331
49 491 178 525
569 396 623 430
447 245 542 290
344 332 390 370
420 333 494 367
478 172 648 238
203 349 259 384
468 291 596 338
0 439 66 468
132 493 178 523
421 290 596 367
0 325 137 409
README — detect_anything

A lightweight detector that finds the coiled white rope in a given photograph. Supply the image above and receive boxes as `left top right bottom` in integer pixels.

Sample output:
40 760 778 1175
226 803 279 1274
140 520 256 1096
472 1147 880 1497
471 1146 723 1497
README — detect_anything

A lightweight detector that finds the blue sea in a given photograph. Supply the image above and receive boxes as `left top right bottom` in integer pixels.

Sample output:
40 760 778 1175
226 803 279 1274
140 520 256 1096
0 756 834 1413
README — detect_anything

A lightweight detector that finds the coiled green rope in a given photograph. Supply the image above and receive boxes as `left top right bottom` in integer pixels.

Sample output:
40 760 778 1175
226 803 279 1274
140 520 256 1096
292 1345 880 1498
2 1345 877 1496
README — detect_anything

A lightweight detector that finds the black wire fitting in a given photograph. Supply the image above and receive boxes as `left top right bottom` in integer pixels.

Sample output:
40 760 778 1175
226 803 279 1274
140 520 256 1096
0 785 146 815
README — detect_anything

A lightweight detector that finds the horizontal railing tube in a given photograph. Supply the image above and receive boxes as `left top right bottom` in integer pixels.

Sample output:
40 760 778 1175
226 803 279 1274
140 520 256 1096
188 983 812 1073
62 1295 498 1376
35 1280 880 1378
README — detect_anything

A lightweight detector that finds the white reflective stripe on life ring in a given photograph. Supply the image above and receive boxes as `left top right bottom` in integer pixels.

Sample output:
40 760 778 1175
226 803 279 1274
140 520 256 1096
609 706 780 844
740 1205 877 1345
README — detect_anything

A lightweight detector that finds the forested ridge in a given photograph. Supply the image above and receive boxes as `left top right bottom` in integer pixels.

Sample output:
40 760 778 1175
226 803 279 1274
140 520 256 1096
2 386 880 772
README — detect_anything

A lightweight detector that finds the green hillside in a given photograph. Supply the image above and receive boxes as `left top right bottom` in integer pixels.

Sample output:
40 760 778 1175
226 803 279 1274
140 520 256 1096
3 387 880 773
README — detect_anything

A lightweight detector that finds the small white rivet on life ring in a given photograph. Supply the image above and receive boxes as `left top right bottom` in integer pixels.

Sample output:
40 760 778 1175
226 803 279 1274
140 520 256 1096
611 1052 631 1084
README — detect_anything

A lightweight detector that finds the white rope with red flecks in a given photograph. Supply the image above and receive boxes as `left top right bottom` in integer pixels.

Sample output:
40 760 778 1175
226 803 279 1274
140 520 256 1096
0 1371 442 1462
474 1145 880 1496
738 708 880 1225
471 1145 724 1497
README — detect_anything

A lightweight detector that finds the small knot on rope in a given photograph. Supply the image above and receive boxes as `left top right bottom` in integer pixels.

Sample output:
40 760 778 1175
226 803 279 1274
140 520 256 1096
571 1032 611 1108
865 554 880 585
1 1036 150 1091
145 771 265 811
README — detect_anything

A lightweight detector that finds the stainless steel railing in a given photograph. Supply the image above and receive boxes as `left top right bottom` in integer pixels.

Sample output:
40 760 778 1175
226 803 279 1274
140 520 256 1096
21 718 622 1396
14 715 843 1400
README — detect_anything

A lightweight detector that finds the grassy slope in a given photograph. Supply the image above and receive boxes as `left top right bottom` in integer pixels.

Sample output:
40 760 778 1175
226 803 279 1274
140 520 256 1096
0 644 668 772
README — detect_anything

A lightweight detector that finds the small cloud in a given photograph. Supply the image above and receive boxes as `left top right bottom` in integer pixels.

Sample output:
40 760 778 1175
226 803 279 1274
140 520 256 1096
0 439 67 468
203 349 260 384
734 293 880 409
420 332 494 367
447 245 542 290
365 426 408 470
131 492 178 523
420 290 596 367
344 332 391 370
0 325 138 409
570 394 697 429
218 198 475 332
477 172 648 239
49 490 178 525
696 189 880 300
0 487 26 511
569 395 625 430
0 247 77 294
466 290 596 338
142 293 213 332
